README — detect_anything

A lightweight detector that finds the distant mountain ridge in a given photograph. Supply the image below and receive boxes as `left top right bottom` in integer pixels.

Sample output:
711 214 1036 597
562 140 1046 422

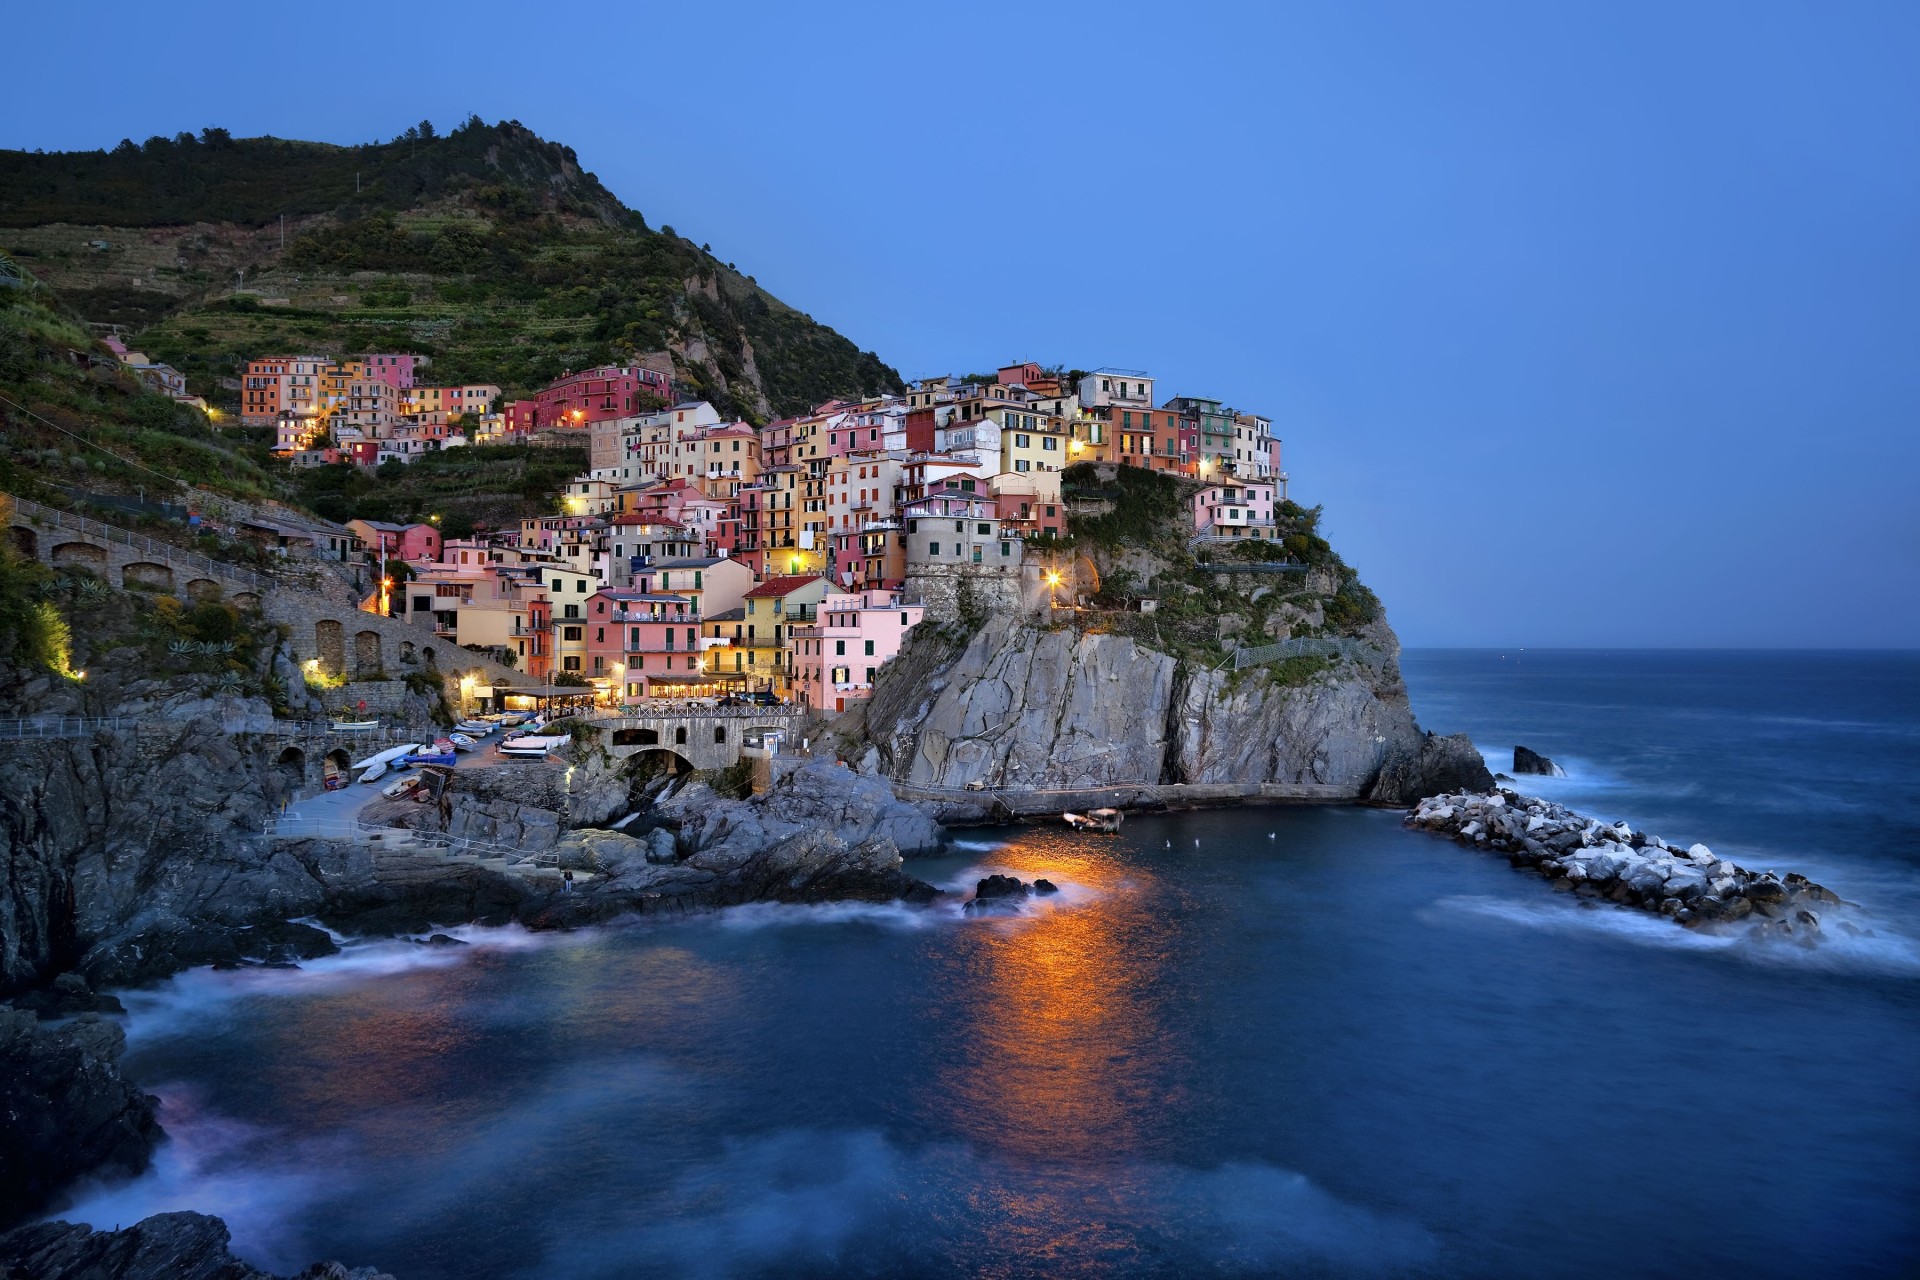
0 118 900 419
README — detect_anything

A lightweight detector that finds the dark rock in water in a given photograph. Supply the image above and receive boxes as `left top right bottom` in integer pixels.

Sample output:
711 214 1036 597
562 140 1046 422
966 874 1032 912
423 933 467 947
974 874 1029 900
1032 879 1060 896
1493 772 1516 784
0 1210 396 1280
0 1009 160 1230
1367 733 1494 805
14 971 125 1020
1512 746 1563 777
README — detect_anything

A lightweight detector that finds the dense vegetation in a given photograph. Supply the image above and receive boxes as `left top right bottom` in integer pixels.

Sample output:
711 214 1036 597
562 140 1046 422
0 271 285 506
292 444 589 535
1 118 902 420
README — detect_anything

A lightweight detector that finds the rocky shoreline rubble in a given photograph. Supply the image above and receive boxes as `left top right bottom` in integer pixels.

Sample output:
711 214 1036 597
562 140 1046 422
1409 789 1851 941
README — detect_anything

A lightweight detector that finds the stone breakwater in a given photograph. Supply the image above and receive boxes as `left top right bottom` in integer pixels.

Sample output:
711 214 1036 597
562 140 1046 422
1409 790 1849 942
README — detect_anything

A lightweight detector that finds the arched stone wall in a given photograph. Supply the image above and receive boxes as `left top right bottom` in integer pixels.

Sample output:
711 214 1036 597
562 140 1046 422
51 541 108 574
353 630 382 675
185 578 222 601
10 526 36 558
122 561 176 592
315 619 345 675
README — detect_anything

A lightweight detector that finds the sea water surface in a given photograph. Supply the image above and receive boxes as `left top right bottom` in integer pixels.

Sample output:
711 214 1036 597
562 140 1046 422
55 651 1920 1277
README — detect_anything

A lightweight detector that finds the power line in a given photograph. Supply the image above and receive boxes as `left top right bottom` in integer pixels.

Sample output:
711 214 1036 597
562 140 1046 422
0 390 192 490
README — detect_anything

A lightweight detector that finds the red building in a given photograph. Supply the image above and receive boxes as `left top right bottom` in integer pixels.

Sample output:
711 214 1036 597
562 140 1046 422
505 364 674 433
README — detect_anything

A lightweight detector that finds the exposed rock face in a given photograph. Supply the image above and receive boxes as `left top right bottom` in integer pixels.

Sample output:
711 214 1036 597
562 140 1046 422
1366 733 1496 806
1409 789 1852 939
0 1009 160 1229
0 699 367 993
863 617 1432 799
0 1211 394 1280
1513 745 1566 777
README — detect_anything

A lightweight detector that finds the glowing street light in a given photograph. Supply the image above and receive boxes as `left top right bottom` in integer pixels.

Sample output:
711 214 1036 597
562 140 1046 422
1045 568 1063 609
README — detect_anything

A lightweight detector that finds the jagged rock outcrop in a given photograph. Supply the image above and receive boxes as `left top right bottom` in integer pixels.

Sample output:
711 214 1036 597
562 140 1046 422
1512 745 1566 777
526 758 942 925
0 1212 393 1280
862 616 1434 800
0 699 367 992
0 1008 160 1230
1366 733 1496 805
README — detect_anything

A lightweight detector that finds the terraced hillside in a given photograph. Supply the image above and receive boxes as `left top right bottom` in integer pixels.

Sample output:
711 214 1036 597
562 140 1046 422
0 119 901 420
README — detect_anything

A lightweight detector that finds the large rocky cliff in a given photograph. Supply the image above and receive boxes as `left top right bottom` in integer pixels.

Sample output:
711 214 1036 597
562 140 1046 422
859 615 1477 803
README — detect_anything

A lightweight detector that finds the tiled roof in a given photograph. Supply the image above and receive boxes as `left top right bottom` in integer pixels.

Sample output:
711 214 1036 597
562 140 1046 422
744 574 824 599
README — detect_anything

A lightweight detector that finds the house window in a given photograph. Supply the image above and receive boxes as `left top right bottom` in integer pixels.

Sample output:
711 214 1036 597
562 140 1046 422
1001 541 1012 556
563 656 581 671
977 522 991 535
864 639 875 656
835 640 846 656
928 542 940 556
563 626 582 641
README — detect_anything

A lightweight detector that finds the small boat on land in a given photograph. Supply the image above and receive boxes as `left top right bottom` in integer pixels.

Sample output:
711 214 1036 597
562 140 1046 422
382 775 421 799
354 744 422 781
432 737 456 755
454 720 495 735
1063 808 1123 833
403 750 459 768
331 719 379 732
498 734 568 759
449 733 479 752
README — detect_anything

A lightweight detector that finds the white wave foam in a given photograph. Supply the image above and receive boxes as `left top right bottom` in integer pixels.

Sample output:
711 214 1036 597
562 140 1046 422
522 1128 1432 1278
1426 893 1920 973
116 923 593 1044
714 900 946 932
45 1088 339 1275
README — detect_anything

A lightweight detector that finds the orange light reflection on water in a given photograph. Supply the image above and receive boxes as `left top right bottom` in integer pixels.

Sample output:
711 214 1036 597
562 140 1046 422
934 829 1188 1170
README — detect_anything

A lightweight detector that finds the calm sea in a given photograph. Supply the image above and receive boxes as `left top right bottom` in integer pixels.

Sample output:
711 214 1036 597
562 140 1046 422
54 651 1920 1278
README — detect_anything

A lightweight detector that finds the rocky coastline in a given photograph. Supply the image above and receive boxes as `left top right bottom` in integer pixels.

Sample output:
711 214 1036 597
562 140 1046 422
1409 788 1852 941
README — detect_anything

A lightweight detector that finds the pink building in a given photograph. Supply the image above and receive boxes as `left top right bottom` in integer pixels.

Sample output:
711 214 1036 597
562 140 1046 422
586 588 703 704
362 353 422 389
790 588 924 714
1192 480 1277 540
346 519 442 565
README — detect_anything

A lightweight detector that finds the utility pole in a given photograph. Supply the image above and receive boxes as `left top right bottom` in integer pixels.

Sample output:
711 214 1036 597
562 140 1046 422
279 213 285 250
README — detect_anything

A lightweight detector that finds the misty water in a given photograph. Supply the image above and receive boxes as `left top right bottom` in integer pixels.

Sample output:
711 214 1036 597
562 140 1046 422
54 652 1920 1277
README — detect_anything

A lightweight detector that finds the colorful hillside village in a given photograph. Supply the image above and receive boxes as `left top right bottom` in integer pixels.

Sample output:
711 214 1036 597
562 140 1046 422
243 356 1289 715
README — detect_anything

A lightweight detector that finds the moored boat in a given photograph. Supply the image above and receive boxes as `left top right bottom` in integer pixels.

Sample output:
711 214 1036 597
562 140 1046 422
1063 808 1123 833
331 719 379 732
449 733 478 752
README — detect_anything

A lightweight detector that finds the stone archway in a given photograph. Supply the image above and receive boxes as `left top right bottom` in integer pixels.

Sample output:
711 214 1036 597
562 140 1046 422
122 561 175 592
10 526 37 558
231 591 261 612
315 619 345 675
614 727 661 747
630 747 695 777
323 748 351 784
185 578 222 601
51 542 107 574
353 630 382 675
400 640 417 666
274 745 306 793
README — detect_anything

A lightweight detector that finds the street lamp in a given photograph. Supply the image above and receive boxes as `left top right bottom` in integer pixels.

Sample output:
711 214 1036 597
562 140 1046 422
1045 569 1063 609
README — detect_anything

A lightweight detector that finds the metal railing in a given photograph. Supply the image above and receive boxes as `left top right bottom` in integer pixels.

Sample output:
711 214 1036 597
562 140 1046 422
11 495 273 591
0 715 137 739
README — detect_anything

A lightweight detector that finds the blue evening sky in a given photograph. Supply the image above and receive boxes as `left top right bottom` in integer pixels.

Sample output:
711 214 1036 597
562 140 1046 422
5 1 1917 647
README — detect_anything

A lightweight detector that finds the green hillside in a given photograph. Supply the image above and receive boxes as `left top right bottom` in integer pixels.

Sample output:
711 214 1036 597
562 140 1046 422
0 118 901 420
